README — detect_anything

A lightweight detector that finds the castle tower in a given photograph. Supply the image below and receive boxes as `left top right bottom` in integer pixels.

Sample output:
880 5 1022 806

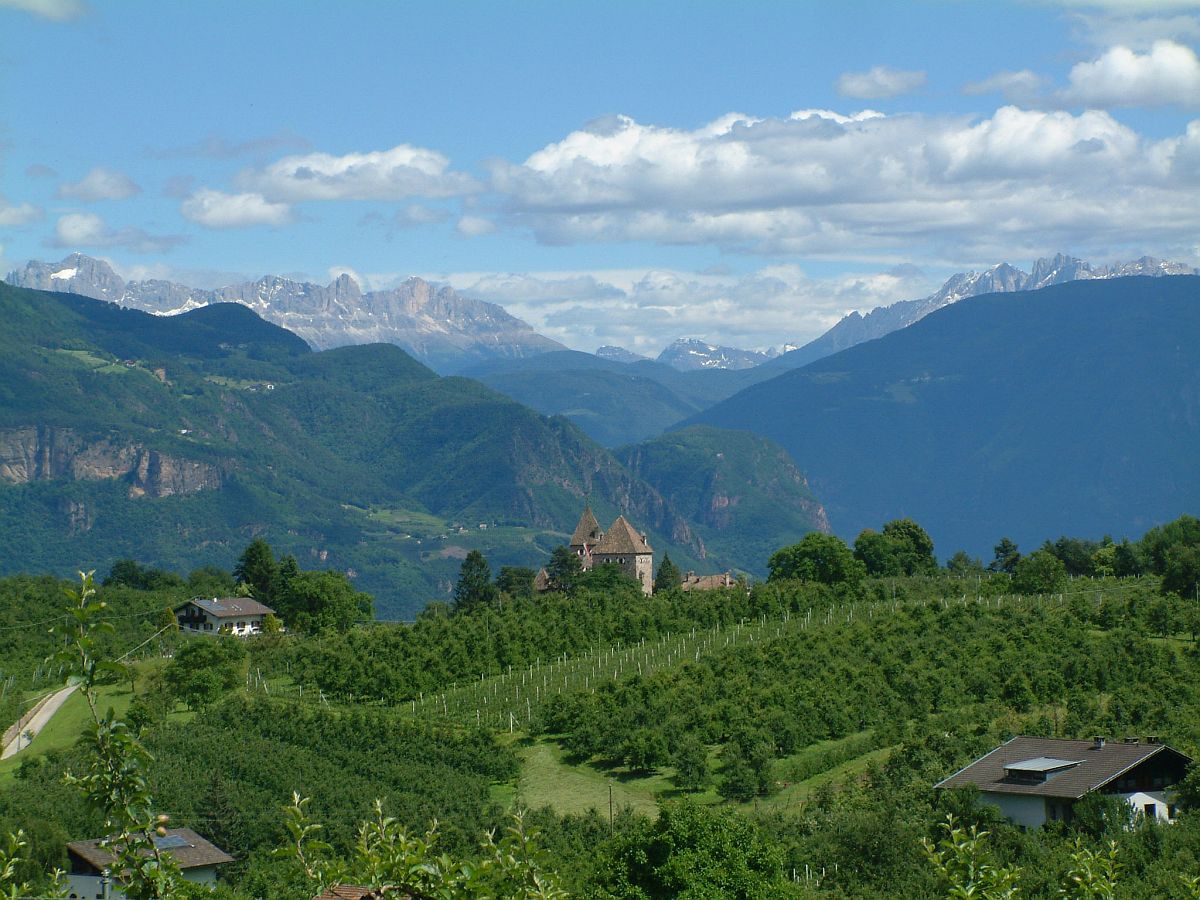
591 515 654 595
569 504 604 569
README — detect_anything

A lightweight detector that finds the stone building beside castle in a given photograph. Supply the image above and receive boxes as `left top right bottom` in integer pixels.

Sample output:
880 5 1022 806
566 505 655 595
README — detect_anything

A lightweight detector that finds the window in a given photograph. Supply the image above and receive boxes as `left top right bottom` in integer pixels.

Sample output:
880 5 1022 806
1145 803 1157 819
1169 804 1178 819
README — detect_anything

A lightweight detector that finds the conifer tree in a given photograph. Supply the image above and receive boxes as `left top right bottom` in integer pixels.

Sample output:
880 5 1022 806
654 554 682 592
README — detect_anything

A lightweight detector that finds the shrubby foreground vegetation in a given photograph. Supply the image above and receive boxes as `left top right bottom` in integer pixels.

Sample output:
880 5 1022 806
1 516 1200 896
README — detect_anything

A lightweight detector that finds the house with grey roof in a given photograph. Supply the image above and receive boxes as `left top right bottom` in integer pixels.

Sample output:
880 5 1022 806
174 596 276 636
936 735 1192 829
66 828 233 899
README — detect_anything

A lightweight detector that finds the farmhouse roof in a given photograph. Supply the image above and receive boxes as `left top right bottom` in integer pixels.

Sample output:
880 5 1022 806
177 597 275 618
312 887 391 900
594 516 652 555
67 828 234 871
571 505 603 546
935 736 1192 799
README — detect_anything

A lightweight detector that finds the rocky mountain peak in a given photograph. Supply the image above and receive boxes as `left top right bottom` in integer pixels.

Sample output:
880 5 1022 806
4 253 565 373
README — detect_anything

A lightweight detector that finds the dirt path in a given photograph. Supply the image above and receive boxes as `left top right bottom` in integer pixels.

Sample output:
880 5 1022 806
0 684 76 760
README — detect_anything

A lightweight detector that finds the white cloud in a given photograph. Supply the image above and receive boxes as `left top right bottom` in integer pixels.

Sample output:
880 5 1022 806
1060 39 1200 107
240 144 478 202
180 189 292 228
326 265 365 289
0 0 85 20
0 199 43 226
56 167 141 201
963 69 1045 103
445 264 938 354
393 204 452 227
487 106 1200 265
836 66 927 99
52 212 183 253
456 215 496 236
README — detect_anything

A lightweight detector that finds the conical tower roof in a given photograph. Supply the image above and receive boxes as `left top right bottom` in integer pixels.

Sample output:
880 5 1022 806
594 515 652 554
571 504 603 546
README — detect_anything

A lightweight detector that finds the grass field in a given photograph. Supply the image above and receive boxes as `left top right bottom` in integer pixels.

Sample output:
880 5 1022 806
517 739 669 819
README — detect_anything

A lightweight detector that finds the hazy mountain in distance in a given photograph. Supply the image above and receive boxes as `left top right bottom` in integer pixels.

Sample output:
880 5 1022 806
657 338 777 371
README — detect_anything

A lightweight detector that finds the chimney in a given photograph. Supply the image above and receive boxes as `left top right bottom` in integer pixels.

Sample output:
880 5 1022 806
1146 736 1160 745
1123 737 1139 744
1092 736 1106 750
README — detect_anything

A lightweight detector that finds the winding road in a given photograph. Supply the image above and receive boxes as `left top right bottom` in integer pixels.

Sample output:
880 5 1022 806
0 684 77 760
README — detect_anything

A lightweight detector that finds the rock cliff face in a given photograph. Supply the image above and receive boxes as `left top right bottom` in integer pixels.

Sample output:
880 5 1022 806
0 427 221 498
6 254 564 373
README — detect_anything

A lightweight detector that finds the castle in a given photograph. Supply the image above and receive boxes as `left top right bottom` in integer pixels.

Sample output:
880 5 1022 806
567 505 655 595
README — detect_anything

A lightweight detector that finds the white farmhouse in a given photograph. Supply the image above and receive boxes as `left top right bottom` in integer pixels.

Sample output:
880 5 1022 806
66 828 233 899
174 596 275 636
937 735 1192 829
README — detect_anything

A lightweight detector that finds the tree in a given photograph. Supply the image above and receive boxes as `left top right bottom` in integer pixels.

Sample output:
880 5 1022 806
234 538 279 604
597 800 787 897
163 638 246 710
1012 548 1067 594
922 815 1020 899
768 532 865 587
454 550 497 613
673 736 710 790
277 570 372 632
102 559 183 591
947 550 985 576
1162 544 1200 600
654 554 682 592
989 537 1021 574
496 566 536 600
545 546 582 593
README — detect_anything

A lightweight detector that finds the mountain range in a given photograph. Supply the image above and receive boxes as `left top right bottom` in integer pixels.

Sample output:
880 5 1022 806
6 253 564 374
0 280 828 615
689 274 1200 557
766 254 1198 372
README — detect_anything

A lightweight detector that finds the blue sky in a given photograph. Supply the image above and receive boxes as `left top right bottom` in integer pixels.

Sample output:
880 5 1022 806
1 0 1198 354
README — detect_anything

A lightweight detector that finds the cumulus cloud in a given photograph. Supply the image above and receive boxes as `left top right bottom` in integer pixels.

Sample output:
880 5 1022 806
836 66 927 99
239 144 478 202
448 264 937 354
456 215 496 236
56 167 141 201
1059 39 1200 107
487 106 1200 264
0 0 85 20
393 204 452 227
0 199 43 226
963 69 1045 103
180 189 292 228
51 212 183 253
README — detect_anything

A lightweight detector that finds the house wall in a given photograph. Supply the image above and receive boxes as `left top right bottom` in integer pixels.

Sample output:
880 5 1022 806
176 606 266 636
981 792 1048 829
591 552 653 595
1121 790 1178 823
67 866 217 899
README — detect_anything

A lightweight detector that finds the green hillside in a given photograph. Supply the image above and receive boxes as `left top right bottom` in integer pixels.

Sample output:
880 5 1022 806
689 275 1200 557
617 425 829 575
0 284 726 616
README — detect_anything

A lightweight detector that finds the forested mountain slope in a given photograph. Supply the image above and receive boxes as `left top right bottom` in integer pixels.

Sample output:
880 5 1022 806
0 284 744 616
689 276 1200 556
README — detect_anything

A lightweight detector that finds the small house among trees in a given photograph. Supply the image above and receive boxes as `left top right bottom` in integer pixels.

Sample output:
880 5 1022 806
174 596 276 636
564 505 654 595
936 735 1192 829
66 828 233 899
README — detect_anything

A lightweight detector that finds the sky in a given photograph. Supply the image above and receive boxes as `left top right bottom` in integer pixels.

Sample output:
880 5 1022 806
1 0 1199 356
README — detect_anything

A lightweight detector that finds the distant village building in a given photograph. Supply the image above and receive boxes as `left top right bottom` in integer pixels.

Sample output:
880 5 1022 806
680 571 739 592
174 597 275 636
66 828 233 899
936 735 1192 829
561 505 655 595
